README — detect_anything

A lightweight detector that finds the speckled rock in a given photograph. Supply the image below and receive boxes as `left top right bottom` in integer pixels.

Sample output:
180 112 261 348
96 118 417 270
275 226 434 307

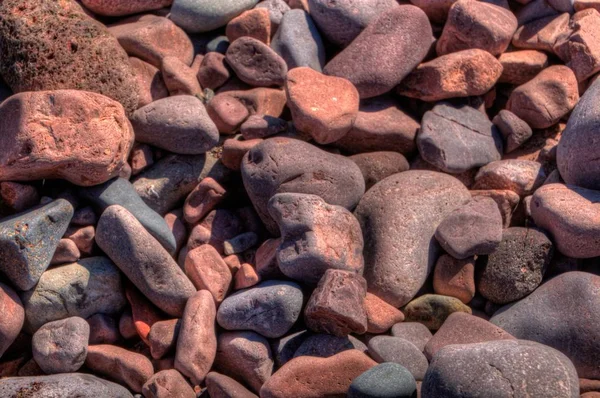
391 323 433 352
404 294 472 331
170 0 259 33
142 369 195 398
85 345 154 393
32 317 89 374
185 245 232 304
226 37 287 87
368 336 429 381
473 159 547 196
364 293 405 334
409 0 459 24
227 8 271 45
498 50 548 85
0 374 134 397
0 282 24 357
81 0 172 16
471 189 520 228
348 363 417 398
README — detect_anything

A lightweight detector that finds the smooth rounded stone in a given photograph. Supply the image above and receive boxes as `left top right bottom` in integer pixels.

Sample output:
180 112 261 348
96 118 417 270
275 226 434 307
478 227 553 304
423 339 579 397
161 57 202 97
217 280 303 338
85 345 154 393
0 199 73 291
0 90 134 186
498 50 549 85
432 255 475 304
323 5 432 99
234 263 260 290
241 137 365 235
404 294 472 331
227 8 271 45
368 336 429 381
558 77 600 190
240 114 288 140
435 197 502 259
20 257 126 332
32 317 89 374
473 160 547 197
0 182 39 214
397 49 503 102
355 171 470 307
348 363 417 398
507 65 579 129
305 270 368 336
364 293 405 334
350 152 410 190
256 0 290 28
437 0 518 56
108 15 193 68
271 10 325 72
79 178 176 255
175 290 216 385
186 209 244 254
226 37 287 87
268 193 364 285
293 334 367 359
417 103 503 174
272 330 309 367
0 374 134 397
130 57 169 109
223 232 258 255
285 67 359 144
131 96 218 154
215 331 274 393
64 225 95 257
334 96 419 155
142 369 195 398
50 239 81 266
81 0 172 16
86 314 119 345
206 372 258 398
0 0 138 114
206 94 250 133
261 349 377 398
171 0 259 33
0 282 24 357
512 13 570 53
307 0 398 47
148 319 180 359
185 245 232 304
424 312 514 361
531 184 600 258
198 52 231 90
96 205 195 317
493 110 533 153
391 323 433 352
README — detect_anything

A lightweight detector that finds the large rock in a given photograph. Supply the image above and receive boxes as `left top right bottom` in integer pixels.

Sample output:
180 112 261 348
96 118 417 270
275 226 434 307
422 340 579 397
96 205 195 317
491 271 600 379
170 0 259 33
241 138 365 235
0 374 134 397
355 171 471 307
323 5 433 98
0 282 24 357
0 199 73 291
0 91 134 186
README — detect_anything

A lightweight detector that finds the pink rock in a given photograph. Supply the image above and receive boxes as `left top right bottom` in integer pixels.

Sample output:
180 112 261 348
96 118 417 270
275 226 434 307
234 263 260 290
364 293 405 334
222 138 263 171
206 371 258 398
129 57 169 108
161 56 202 96
433 255 476 304
184 178 227 225
129 143 155 176
81 0 172 16
207 94 250 133
0 282 24 357
164 209 188 256
226 8 271 45
148 319 180 360
498 50 549 85
198 52 231 90
226 37 288 87
512 13 571 53
187 209 244 254
49 239 81 266
0 182 39 213
64 225 95 257
185 244 232 304
142 369 196 398
85 344 154 392
126 286 164 345
255 238 283 279
555 9 600 82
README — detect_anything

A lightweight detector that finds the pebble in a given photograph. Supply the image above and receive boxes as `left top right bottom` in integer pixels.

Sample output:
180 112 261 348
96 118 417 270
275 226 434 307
417 102 503 173
32 317 89 374
398 49 503 102
226 8 271 45
185 244 232 304
269 193 364 284
187 209 244 254
0 90 134 186
50 239 82 266
206 94 250 133
206 371 259 398
240 114 288 139
125 285 162 344
183 178 227 224
404 294 472 331
160 56 202 96
472 159 547 196
498 50 549 85
142 369 195 398
555 9 600 82
368 336 429 380
348 363 417 398
0 199 73 290
493 110 533 153
170 0 259 33
422 340 579 397
148 319 180 359
355 171 470 307
130 57 168 109
432 255 476 304
324 5 433 98
217 280 303 338
410 0 459 24
478 227 554 304
364 293 405 334
271 10 326 72
391 323 433 352
0 282 24 357
293 334 367 359
87 314 119 345
350 152 410 190
64 225 95 257
226 37 288 87
234 263 261 290
198 52 231 90
256 0 290 29
0 374 134 397
96 205 196 317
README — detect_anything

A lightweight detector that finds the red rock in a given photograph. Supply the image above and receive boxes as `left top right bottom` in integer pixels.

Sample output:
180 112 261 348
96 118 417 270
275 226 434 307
185 245 232 304
126 286 163 345
129 57 169 109
0 182 39 213
226 37 288 87
410 0 459 24
207 94 250 133
64 225 96 257
183 178 226 225
206 372 258 398
512 13 571 53
50 239 81 266
0 90 134 186
576 0 600 11
129 143 155 176
219 86 288 117
433 255 476 304
223 254 243 275
473 160 547 196
493 110 533 153
198 52 232 90
0 282 24 357
364 293 405 334
286 67 359 144
234 263 260 290
142 369 195 398
227 8 271 45
240 114 288 139
175 290 217 385
86 314 119 345
260 349 377 398
148 319 180 360
85 344 154 393
498 50 549 85
255 238 283 279
555 9 600 82
161 56 202 96
222 138 264 170
164 209 187 256
187 209 244 254
81 0 172 16
470 189 520 228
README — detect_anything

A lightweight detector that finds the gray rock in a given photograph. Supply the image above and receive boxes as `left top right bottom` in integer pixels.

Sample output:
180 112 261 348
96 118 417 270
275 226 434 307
21 257 126 332
391 322 433 352
422 340 579 397
32 317 89 374
79 177 176 254
170 0 259 33
0 199 73 290
294 334 367 359
217 280 303 338
96 205 195 317
492 110 533 153
256 0 290 29
348 363 417 398
0 373 134 397
368 336 429 381
417 103 503 174
271 9 325 72
272 330 310 367
226 37 288 87
206 35 230 54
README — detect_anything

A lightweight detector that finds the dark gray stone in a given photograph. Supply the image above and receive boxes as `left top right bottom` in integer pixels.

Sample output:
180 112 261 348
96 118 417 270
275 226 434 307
256 0 290 28
367 336 429 381
294 334 367 359
206 35 230 54
0 373 134 397
492 109 533 153
170 0 259 32
272 330 310 367
348 363 417 398
0 199 73 290
32 317 89 374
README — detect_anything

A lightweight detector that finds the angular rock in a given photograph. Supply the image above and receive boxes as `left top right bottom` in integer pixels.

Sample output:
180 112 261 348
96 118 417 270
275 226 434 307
217 280 303 338
50 239 81 266
404 294 472 331
186 209 244 254
391 323 433 352
222 139 265 171
471 189 520 228
493 110 533 153
368 336 429 380
0 282 24 358
185 245 232 304
350 152 410 190
348 363 417 398
142 369 195 398
226 37 287 87
161 56 202 96
206 371 258 398
323 5 432 98
85 345 154 393
32 317 89 374
234 263 260 290
417 102 503 174
170 0 259 33
148 319 180 360
512 13 571 53
498 50 549 85
473 159 547 196
226 8 271 45
130 57 168 109
555 9 600 82
364 292 405 334
0 374 134 397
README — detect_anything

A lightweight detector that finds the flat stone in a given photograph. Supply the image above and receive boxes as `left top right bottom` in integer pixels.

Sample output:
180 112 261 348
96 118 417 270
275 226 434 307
293 334 367 359
226 37 287 87
32 317 89 374
404 294 472 331
226 8 271 45
206 371 258 398
96 205 196 317
355 171 471 307
473 159 547 196
241 114 287 140
512 13 571 53
478 227 553 304
368 336 429 380
493 110 533 153
185 244 232 304
391 323 433 352
498 50 549 85
364 292 405 334
0 282 24 357
323 5 432 98
417 102 503 174
206 94 250 133
0 90 134 186
432 255 476 304
142 369 195 398
350 152 410 190
471 189 520 228
348 363 417 398
422 340 579 397
170 0 259 33
0 374 134 397
555 9 600 82
0 199 73 291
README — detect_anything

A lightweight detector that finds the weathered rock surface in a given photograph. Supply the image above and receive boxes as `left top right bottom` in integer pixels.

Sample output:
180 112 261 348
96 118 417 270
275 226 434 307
0 374 134 397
